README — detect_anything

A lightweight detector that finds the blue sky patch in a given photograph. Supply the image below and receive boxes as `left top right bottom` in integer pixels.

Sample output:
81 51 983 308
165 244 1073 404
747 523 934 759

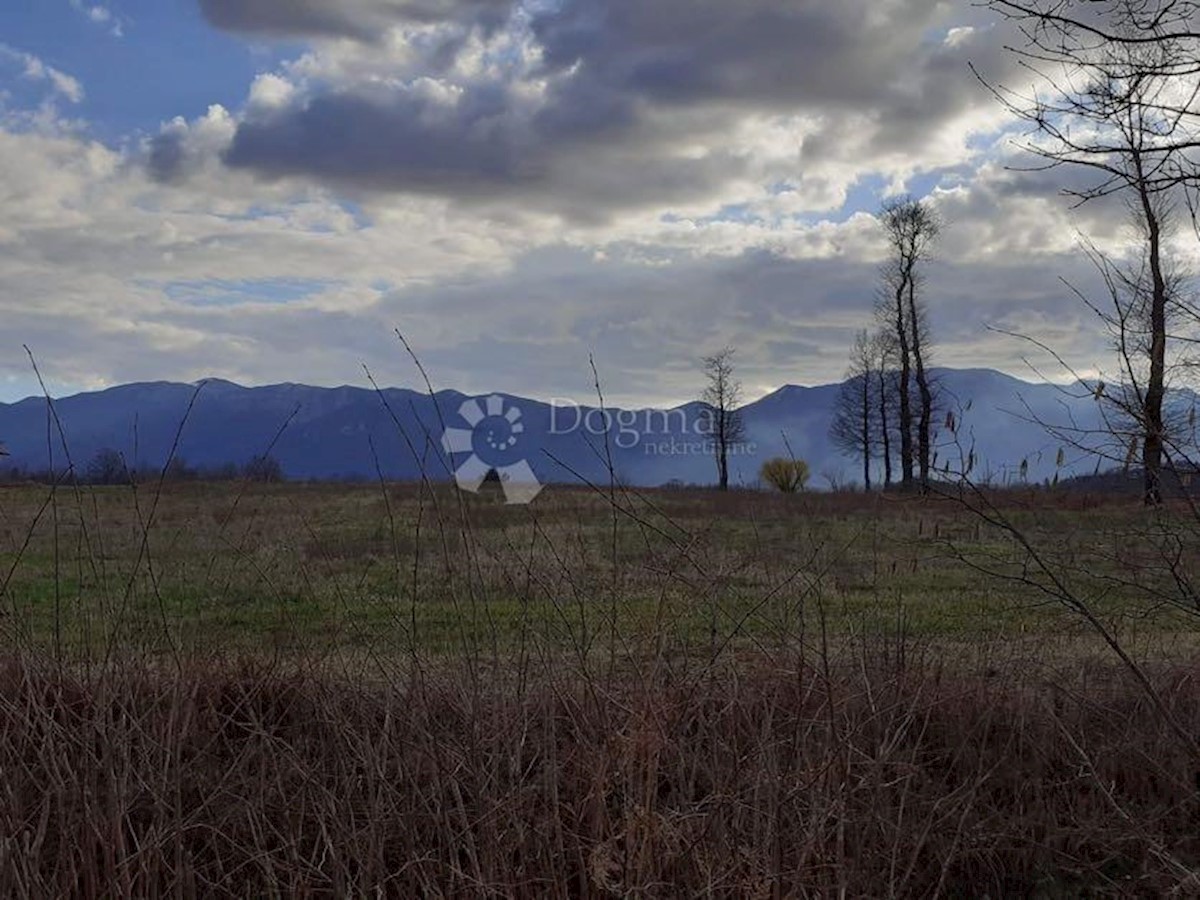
164 278 334 307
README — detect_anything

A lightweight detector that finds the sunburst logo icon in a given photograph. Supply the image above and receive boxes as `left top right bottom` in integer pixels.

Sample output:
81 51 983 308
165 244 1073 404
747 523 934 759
440 395 543 504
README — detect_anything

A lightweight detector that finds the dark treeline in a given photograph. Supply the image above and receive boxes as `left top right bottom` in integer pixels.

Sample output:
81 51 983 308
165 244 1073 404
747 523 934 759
0 449 288 486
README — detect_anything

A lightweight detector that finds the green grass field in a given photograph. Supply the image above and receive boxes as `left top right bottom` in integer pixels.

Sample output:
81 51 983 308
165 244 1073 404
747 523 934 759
0 479 1194 665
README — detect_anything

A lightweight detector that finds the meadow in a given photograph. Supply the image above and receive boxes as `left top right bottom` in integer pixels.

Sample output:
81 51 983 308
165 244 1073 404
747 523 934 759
0 479 1192 661
1 478 1199 895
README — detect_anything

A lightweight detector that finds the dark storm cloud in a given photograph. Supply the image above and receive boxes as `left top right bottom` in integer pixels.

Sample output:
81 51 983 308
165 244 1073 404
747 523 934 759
197 0 512 40
226 86 534 191
222 82 739 220
530 0 942 109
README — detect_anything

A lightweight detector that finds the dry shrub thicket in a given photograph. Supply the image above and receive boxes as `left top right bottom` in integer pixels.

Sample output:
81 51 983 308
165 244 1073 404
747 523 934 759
0 396 1199 895
3 650 1200 896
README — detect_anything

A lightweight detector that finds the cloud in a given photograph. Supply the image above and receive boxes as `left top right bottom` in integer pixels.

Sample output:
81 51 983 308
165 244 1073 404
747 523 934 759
0 101 1133 408
0 45 84 103
69 0 110 24
178 0 1022 223
530 0 948 109
68 1 123 38
146 105 237 183
0 0 1167 409
197 0 512 40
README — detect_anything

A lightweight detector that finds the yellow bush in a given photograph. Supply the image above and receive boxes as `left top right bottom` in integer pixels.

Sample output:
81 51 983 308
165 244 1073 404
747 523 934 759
760 457 810 493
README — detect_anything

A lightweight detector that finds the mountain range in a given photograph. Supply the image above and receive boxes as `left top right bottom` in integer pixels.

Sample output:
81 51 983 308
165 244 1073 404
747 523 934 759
0 368 1130 489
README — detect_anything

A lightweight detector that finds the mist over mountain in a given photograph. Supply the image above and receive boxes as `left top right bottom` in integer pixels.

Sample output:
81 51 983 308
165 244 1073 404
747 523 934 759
0 369 1122 489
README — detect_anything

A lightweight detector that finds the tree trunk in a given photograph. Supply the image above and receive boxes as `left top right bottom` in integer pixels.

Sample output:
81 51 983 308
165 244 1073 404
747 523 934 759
879 371 893 488
717 410 730 491
917 371 933 490
861 375 872 491
894 285 914 488
1138 176 1166 506
908 281 933 492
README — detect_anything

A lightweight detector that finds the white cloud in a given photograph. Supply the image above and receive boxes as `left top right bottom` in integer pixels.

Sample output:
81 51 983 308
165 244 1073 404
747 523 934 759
140 0 1022 229
0 1 1166 406
0 97 1122 407
0 44 84 104
247 73 297 111
68 1 123 37
944 25 976 47
78 2 109 22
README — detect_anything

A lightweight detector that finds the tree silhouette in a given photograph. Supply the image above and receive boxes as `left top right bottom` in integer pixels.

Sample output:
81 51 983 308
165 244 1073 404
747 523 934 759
700 347 746 491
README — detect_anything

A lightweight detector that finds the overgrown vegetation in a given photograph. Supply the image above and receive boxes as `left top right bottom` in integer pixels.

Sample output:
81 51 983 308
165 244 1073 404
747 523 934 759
0 474 1199 893
5 649 1200 896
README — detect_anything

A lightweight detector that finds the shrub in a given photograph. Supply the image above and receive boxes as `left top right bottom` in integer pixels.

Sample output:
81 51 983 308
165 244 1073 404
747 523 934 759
760 457 810 493
243 454 284 483
84 447 128 485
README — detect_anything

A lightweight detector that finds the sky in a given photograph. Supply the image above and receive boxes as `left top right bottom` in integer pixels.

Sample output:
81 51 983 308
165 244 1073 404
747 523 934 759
0 0 1162 407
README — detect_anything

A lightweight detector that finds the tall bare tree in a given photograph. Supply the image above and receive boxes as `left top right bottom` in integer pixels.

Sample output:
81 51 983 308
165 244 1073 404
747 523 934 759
830 330 877 490
701 347 746 491
877 197 940 490
874 331 898 489
1072 204 1198 493
981 0 1200 503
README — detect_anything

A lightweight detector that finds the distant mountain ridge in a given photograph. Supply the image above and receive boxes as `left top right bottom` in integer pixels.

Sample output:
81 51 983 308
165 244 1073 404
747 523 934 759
0 368 1133 488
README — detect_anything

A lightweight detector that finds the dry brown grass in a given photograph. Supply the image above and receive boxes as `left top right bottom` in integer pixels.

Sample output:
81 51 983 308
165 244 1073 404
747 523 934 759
2 647 1200 896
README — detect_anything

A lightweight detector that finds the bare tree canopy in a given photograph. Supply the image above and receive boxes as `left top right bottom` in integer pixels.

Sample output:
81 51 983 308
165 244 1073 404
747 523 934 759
981 0 1200 503
980 1 1200 202
988 0 1200 45
701 347 746 491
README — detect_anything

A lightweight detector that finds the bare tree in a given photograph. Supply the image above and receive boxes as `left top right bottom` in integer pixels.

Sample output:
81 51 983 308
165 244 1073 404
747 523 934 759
243 454 285 483
873 331 898 489
701 347 746 491
830 330 877 490
876 197 940 490
935 0 1200 812
1049 202 1200 497
980 0 1200 503
85 447 127 485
